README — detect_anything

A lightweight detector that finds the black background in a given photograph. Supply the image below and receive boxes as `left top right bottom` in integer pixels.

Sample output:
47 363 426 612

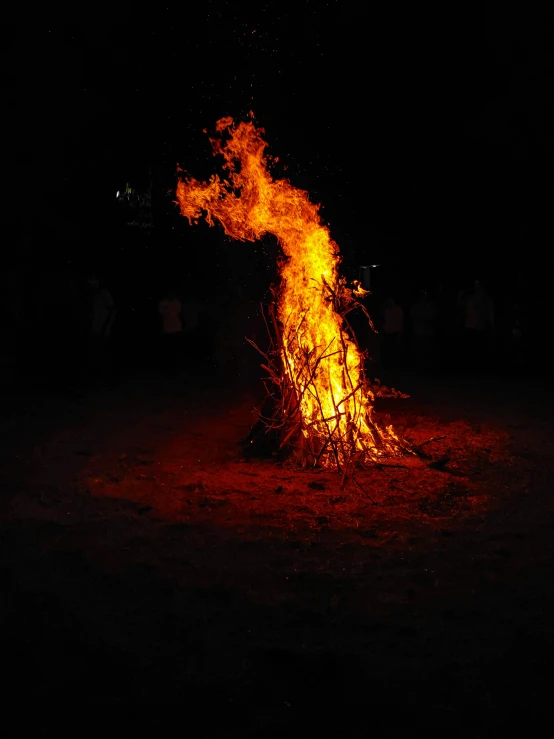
6 2 554 291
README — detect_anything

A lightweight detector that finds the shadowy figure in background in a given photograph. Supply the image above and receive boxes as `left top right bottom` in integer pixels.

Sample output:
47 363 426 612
84 273 117 389
49 266 84 391
158 288 184 378
508 295 527 369
4 263 31 385
435 282 458 372
381 296 404 370
194 293 220 375
460 278 495 369
180 286 205 373
214 284 263 389
0 273 17 385
410 289 437 371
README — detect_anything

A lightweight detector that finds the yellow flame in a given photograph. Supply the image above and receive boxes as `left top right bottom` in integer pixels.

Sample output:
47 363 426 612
176 116 401 466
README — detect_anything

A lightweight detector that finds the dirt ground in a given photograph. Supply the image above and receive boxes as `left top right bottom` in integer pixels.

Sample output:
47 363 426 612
1 369 553 732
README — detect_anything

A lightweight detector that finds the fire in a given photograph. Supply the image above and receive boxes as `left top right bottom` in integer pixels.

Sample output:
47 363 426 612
176 115 405 470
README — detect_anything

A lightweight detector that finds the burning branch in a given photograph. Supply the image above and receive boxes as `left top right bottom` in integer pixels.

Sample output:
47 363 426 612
176 115 410 471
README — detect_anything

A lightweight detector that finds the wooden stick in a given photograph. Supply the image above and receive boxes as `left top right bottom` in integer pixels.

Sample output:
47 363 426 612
351 474 379 505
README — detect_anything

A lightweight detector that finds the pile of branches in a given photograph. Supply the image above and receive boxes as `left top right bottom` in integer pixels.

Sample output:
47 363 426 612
245 278 411 474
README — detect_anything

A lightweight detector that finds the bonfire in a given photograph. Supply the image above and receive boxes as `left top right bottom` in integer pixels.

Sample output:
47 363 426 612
176 114 408 472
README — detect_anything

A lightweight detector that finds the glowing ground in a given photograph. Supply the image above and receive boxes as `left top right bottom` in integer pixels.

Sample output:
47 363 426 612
1 372 553 728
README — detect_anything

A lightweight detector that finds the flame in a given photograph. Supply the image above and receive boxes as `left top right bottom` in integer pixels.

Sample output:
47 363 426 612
176 116 403 468
352 280 369 298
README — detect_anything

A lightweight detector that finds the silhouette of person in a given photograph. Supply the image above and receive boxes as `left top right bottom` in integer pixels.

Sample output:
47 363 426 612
461 278 495 368
180 286 206 372
381 296 404 369
436 282 457 371
215 284 262 387
158 288 184 377
85 273 117 387
410 290 437 371
509 296 527 368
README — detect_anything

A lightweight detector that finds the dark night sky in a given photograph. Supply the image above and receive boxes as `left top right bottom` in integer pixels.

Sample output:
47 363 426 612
7 2 554 276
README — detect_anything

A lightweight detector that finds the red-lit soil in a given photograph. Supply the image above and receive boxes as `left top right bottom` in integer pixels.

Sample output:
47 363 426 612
2 372 553 730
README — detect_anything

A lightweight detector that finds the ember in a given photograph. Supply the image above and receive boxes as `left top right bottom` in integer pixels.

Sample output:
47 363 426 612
176 114 408 470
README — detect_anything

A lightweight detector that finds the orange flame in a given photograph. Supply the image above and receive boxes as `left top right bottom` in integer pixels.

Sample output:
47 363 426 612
176 116 402 468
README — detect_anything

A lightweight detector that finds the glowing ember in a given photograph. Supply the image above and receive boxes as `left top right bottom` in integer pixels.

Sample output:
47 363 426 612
176 114 406 470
